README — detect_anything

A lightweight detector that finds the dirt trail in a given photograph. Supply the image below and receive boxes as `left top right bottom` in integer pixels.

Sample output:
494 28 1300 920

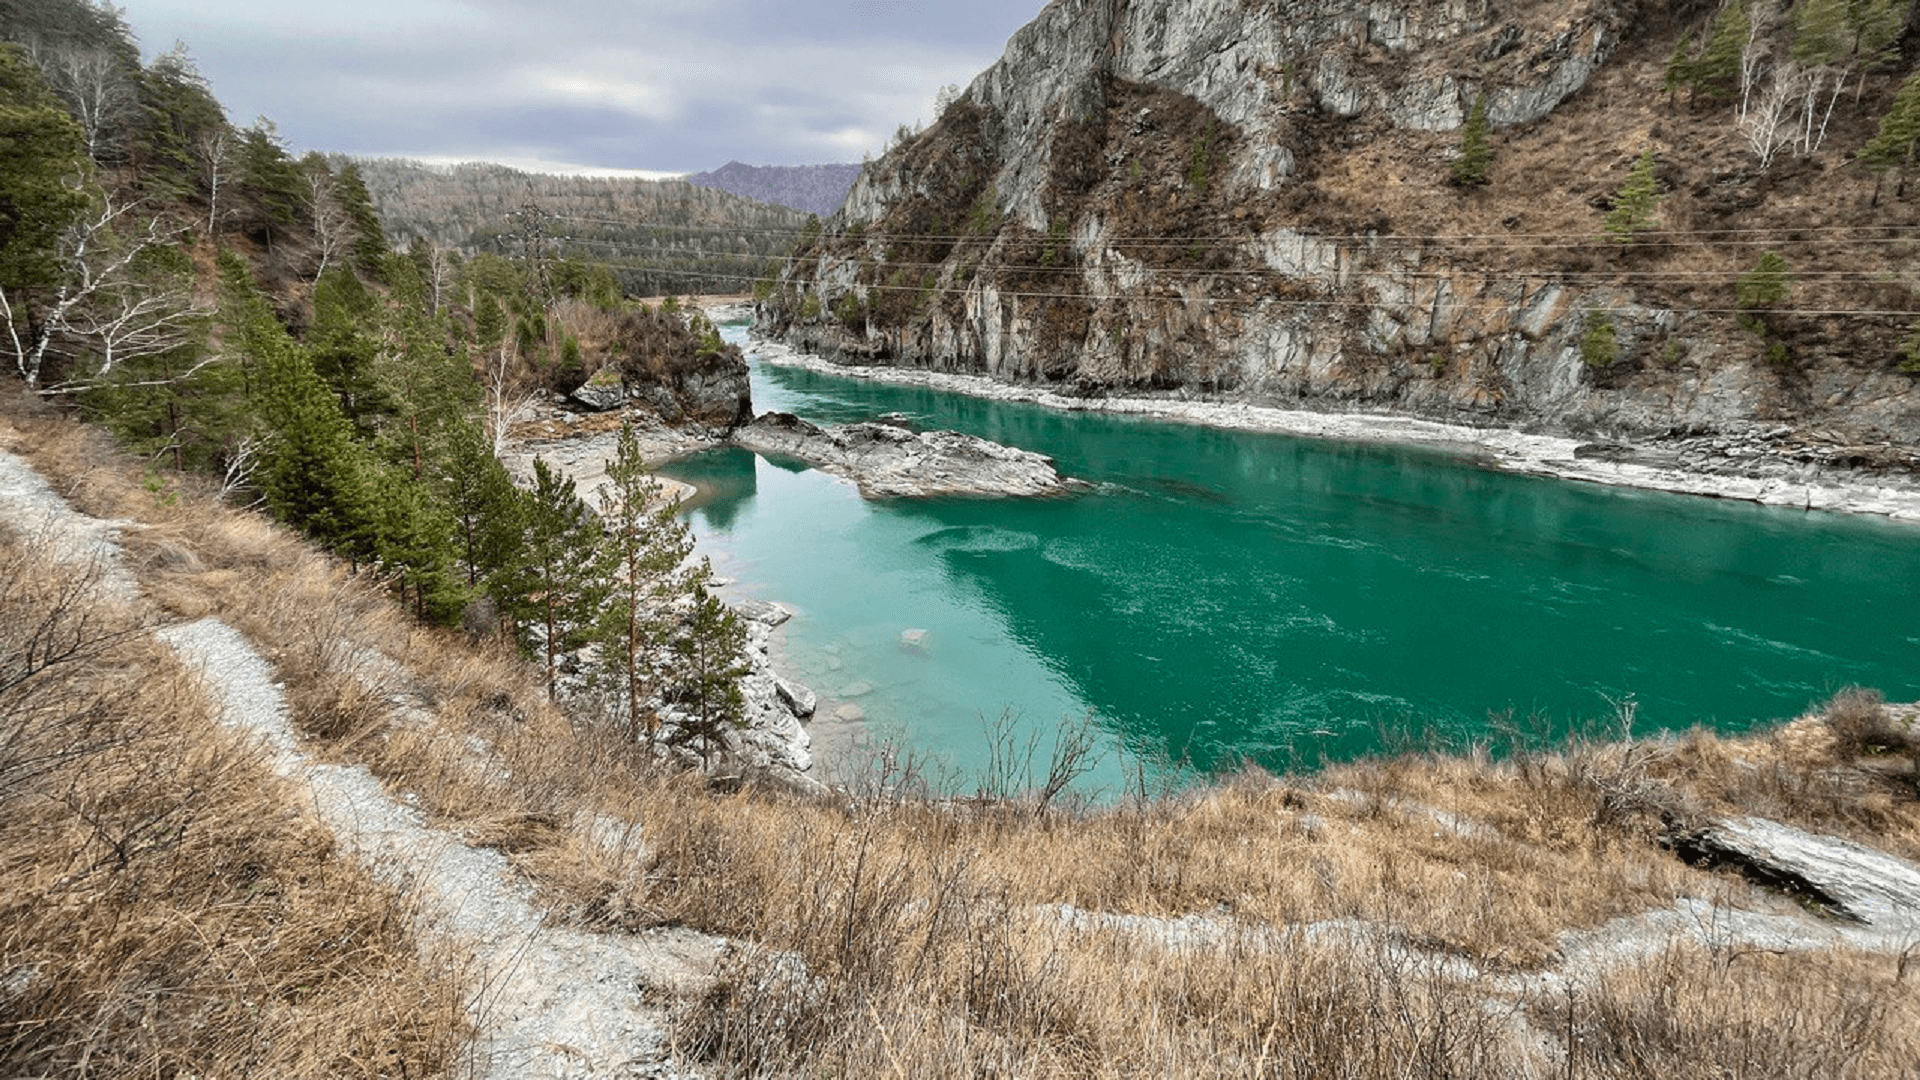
0 443 719 1079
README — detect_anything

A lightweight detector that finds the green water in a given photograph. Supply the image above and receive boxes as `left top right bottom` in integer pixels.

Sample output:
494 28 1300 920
662 327 1920 786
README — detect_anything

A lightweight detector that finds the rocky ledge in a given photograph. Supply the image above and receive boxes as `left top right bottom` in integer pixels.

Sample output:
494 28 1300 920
730 412 1086 499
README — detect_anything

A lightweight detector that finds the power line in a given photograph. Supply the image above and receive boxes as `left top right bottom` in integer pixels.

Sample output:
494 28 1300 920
569 257 1919 320
531 232 1920 287
535 211 1920 249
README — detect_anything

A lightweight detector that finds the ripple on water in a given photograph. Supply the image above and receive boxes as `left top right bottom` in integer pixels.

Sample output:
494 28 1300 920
1705 623 1835 663
913 524 1042 554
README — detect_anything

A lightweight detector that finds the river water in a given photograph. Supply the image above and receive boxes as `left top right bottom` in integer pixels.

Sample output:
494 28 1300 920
660 324 1920 788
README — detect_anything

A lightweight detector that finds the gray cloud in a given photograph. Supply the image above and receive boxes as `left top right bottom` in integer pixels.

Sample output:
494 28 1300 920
122 0 1043 172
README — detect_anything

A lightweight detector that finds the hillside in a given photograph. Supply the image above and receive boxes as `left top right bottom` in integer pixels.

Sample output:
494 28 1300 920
5 396 1920 1075
356 158 814 296
763 0 1920 483
687 159 863 216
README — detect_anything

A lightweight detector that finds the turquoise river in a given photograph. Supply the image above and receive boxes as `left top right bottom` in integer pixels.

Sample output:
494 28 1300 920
659 324 1920 788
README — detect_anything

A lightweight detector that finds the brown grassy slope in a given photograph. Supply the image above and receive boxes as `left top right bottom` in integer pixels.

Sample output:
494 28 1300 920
0 504 462 1075
6 388 1919 1076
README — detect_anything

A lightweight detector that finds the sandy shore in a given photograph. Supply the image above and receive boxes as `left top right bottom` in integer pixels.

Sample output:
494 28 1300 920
747 338 1920 524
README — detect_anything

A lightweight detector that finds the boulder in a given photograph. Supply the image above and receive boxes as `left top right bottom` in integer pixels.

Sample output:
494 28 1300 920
775 677 817 719
735 599 792 626
1677 817 1920 933
570 376 627 412
899 628 930 650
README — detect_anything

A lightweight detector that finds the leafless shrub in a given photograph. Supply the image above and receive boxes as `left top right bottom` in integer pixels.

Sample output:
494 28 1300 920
1824 688 1914 759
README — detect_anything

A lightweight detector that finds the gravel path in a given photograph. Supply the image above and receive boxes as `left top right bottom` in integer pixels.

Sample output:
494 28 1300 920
160 619 719 1079
0 441 716 1079
0 445 138 597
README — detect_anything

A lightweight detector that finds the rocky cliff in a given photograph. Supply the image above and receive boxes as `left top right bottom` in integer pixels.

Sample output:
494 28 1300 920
762 0 1920 460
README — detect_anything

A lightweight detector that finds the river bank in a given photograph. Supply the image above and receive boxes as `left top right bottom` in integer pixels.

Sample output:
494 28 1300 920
744 337 1920 524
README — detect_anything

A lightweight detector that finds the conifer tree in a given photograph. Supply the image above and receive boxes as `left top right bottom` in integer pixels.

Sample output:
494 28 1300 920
435 417 523 592
1899 319 1920 373
370 253 474 478
1580 310 1620 369
1792 0 1852 67
1847 0 1907 69
662 573 749 765
0 44 91 295
249 294 375 559
1860 70 1920 200
233 118 301 245
506 458 612 699
1663 32 1697 103
594 423 694 738
1451 96 1493 187
1736 251 1790 313
308 267 381 419
130 45 226 205
370 469 464 624
1694 1 1752 100
1602 150 1662 244
330 160 388 276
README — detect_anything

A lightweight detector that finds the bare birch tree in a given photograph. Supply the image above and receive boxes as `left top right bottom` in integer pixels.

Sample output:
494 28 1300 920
195 128 230 235
27 42 136 161
0 198 206 391
306 168 353 282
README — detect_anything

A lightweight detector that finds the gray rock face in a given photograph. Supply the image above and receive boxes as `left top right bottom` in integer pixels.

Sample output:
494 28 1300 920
1679 817 1920 934
768 0 1920 463
731 412 1084 499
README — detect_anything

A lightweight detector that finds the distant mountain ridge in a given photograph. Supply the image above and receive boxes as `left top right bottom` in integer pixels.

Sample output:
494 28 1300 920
687 161 861 217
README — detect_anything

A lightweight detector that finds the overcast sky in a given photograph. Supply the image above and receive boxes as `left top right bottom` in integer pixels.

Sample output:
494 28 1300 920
119 0 1045 176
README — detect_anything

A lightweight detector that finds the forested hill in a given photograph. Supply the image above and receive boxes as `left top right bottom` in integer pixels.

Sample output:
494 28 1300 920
1 0 753 643
686 160 861 217
355 158 814 297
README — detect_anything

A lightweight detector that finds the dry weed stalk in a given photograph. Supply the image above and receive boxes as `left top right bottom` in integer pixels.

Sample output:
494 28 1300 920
0 528 462 1076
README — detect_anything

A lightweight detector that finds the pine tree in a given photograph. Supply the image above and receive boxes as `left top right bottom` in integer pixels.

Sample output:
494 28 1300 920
505 458 612 699
435 417 523 592
308 267 381 420
1792 0 1852 67
662 572 749 766
1899 319 1920 373
1602 150 1663 243
1736 251 1790 312
0 44 91 294
130 46 226 206
1662 32 1697 103
370 468 464 624
1848 0 1907 69
1450 95 1493 187
594 423 694 739
1859 70 1920 199
1694 0 1753 100
370 254 475 479
252 304 376 560
329 160 388 276
233 117 300 246
1580 310 1620 369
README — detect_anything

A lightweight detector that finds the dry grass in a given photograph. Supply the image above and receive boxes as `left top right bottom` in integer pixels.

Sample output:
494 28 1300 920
7 388 1920 1075
0 527 462 1077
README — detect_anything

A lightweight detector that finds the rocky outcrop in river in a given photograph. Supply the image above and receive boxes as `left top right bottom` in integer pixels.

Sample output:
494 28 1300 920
731 411 1085 498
